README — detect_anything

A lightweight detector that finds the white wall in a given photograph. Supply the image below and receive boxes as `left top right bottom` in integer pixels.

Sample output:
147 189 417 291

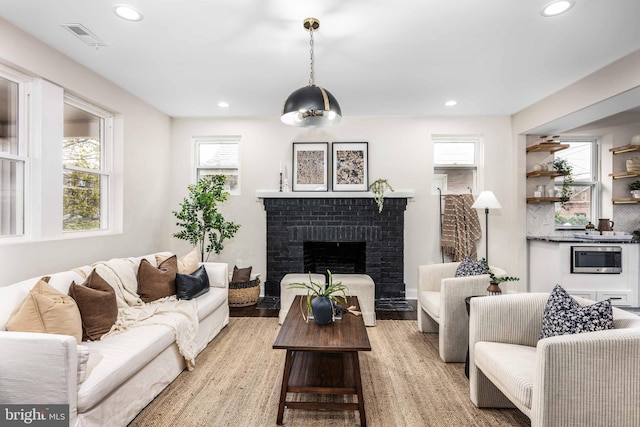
0 18 172 286
170 115 516 298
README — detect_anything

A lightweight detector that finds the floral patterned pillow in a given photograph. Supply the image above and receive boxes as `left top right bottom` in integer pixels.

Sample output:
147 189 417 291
454 256 489 277
540 284 614 339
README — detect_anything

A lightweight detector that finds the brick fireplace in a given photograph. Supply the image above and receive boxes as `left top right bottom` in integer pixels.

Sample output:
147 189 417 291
261 196 409 300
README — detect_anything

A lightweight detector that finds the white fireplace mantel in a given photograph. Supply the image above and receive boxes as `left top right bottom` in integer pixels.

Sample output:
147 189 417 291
256 189 415 199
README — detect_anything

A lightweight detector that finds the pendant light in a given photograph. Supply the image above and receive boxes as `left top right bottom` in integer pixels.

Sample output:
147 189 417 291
281 18 342 127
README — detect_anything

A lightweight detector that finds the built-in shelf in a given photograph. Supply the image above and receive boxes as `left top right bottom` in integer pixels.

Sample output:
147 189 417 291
256 190 415 199
526 197 561 203
526 142 570 154
526 170 565 178
609 144 640 155
609 171 640 180
612 198 640 205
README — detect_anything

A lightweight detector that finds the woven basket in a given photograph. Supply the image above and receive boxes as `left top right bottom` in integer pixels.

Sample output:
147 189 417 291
228 277 261 307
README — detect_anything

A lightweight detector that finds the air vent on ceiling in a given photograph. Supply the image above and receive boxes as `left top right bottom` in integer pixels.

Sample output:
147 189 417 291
61 23 106 47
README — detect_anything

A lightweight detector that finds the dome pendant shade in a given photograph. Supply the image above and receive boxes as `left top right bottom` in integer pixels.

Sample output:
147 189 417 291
281 85 342 127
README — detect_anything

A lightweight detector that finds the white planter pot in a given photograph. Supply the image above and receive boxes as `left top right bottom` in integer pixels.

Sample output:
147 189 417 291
631 190 640 199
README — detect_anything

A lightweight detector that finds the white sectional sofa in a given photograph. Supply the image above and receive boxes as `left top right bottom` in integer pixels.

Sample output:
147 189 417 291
0 252 230 427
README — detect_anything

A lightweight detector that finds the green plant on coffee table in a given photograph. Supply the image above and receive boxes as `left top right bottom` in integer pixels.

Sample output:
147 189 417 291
172 175 240 262
552 158 574 205
629 180 640 191
288 270 348 322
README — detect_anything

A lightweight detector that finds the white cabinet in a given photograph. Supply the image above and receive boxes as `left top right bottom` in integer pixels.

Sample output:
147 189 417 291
528 239 639 307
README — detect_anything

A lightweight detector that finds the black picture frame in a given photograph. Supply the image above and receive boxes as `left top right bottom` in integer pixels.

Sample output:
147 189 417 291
332 142 369 191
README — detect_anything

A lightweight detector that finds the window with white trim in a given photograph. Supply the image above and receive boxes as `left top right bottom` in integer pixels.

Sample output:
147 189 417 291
63 96 112 232
554 138 598 229
195 136 240 195
432 135 481 194
0 67 28 237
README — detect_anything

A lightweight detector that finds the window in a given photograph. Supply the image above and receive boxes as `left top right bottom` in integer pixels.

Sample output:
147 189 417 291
432 135 481 194
63 96 112 232
554 138 598 229
195 136 240 195
0 68 28 237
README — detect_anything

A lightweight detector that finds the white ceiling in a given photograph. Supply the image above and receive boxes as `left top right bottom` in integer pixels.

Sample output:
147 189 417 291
1 0 639 119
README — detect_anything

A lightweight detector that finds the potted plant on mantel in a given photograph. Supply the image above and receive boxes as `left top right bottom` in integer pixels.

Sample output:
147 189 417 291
288 270 348 325
172 175 240 262
369 178 394 213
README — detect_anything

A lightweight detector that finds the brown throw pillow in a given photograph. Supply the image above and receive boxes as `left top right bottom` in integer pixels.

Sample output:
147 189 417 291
137 255 178 303
231 266 252 282
6 277 83 344
68 269 118 341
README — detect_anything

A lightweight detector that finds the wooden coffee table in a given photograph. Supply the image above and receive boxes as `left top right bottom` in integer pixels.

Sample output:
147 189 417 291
273 295 371 426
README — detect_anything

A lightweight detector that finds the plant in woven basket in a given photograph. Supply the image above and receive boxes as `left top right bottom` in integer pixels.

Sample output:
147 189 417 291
173 175 240 262
288 270 348 323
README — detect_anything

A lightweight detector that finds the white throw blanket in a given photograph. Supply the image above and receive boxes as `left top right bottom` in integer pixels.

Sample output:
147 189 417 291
75 256 200 370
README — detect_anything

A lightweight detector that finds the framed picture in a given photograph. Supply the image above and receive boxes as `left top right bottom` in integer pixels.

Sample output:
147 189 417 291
292 142 328 191
332 142 369 191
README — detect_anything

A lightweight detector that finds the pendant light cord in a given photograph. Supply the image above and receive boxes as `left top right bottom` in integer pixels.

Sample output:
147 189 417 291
308 28 315 86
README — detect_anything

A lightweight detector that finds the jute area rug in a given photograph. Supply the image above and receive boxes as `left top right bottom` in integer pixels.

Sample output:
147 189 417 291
129 317 530 427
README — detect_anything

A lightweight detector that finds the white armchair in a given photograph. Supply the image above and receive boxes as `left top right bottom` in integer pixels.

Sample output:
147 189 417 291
416 262 506 362
469 293 640 427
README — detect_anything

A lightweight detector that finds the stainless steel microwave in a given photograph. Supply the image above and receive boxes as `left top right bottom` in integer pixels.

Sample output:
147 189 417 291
571 246 622 274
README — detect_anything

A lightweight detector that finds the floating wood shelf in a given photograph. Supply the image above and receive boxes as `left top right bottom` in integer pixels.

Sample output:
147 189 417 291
609 171 640 179
526 143 570 154
526 197 561 203
526 170 566 178
609 144 640 155
612 198 640 205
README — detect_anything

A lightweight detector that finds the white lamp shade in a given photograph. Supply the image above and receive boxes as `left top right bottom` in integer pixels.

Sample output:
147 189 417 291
471 191 502 210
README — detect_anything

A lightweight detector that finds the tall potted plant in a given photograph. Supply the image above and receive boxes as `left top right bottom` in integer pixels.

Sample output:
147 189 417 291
173 175 240 262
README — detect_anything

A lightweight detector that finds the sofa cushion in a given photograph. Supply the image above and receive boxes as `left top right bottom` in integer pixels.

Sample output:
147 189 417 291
540 284 613 339
455 257 488 277
6 278 83 344
78 324 175 412
137 256 177 303
156 248 199 275
68 270 118 341
419 290 440 320
475 341 537 411
176 265 210 300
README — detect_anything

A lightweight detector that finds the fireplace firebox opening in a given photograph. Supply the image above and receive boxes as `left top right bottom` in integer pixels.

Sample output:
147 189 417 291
303 242 366 281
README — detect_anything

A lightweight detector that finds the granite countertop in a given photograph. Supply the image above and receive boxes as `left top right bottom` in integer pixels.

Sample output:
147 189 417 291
527 235 640 244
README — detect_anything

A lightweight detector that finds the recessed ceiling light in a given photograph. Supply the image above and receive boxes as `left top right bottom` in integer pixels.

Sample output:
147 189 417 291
444 100 457 107
540 0 575 17
217 101 230 108
113 5 143 22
